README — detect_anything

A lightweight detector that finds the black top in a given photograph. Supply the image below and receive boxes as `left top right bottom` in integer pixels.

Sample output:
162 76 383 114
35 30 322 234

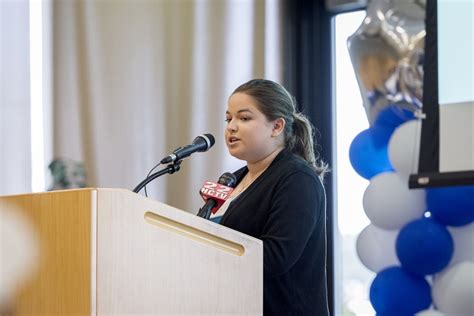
221 149 329 316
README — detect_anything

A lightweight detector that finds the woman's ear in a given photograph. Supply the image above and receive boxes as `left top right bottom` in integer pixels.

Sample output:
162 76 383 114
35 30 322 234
271 118 286 137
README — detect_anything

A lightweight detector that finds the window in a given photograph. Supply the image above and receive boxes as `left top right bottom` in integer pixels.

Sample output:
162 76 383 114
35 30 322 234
334 11 376 316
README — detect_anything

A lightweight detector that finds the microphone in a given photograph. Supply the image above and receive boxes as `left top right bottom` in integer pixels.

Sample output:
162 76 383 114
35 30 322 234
160 134 215 164
197 172 237 219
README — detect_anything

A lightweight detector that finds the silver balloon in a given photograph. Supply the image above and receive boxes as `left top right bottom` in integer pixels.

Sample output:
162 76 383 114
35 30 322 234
348 0 426 124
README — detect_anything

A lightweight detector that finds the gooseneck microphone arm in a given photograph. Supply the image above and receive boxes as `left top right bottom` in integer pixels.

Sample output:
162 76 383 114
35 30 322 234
132 161 182 193
132 133 215 194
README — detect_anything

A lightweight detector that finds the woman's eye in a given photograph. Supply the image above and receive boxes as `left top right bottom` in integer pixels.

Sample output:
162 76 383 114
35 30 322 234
225 116 250 123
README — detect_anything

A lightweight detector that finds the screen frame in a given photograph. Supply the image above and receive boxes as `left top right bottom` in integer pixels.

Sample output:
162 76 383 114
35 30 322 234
409 0 474 188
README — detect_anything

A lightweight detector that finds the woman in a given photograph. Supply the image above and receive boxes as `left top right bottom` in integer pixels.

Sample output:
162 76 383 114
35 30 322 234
214 79 329 315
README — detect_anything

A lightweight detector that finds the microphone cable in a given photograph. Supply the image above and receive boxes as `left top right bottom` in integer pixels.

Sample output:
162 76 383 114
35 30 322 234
143 162 162 197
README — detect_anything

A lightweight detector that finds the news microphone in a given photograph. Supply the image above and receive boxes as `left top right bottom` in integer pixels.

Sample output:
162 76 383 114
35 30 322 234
197 172 237 219
160 134 215 164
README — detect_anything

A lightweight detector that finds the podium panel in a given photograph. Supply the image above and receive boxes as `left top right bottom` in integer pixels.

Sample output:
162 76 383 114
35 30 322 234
0 189 263 315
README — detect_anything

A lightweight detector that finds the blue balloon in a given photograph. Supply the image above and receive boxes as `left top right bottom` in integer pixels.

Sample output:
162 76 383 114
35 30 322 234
427 185 474 226
369 125 394 149
371 106 416 148
374 105 416 129
370 266 431 315
396 218 453 275
349 128 394 179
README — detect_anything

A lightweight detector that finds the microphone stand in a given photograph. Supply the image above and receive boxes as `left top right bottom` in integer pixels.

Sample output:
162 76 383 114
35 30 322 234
132 161 182 193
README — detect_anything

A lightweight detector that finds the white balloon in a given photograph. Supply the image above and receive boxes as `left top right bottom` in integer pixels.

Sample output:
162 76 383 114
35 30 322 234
363 171 426 230
388 120 421 176
448 223 474 265
415 309 445 316
356 224 400 272
432 261 474 316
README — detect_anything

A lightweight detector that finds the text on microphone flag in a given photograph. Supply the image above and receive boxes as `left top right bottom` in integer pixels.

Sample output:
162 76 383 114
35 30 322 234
200 181 234 200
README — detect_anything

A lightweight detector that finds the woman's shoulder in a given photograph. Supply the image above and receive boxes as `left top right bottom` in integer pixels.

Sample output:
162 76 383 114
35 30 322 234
276 150 319 178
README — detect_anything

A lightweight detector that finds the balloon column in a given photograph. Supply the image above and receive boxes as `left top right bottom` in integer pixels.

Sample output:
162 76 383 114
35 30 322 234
347 1 474 315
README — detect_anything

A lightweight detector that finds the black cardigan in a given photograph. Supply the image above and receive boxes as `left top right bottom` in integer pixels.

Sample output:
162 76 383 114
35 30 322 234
221 149 329 316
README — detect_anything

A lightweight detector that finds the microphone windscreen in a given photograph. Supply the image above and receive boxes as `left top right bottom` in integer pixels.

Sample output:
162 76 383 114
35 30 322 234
195 134 215 151
217 172 237 187
202 134 215 148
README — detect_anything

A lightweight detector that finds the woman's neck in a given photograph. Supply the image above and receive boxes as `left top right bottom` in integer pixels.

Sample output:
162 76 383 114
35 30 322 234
246 146 284 176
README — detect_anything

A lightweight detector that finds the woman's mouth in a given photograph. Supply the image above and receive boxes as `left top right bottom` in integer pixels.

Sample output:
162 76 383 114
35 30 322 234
228 136 240 144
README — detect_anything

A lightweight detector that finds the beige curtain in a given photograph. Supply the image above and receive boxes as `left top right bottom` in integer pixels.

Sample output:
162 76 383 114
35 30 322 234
0 1 32 195
50 0 282 212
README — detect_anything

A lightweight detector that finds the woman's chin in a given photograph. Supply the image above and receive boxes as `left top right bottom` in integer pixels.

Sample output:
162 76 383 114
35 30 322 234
227 148 245 160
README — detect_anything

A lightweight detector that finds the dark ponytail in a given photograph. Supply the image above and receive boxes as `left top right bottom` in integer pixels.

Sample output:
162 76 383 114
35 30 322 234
232 79 328 179
290 113 328 178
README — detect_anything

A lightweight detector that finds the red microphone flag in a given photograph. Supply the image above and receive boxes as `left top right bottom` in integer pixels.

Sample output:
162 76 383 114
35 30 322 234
199 181 234 214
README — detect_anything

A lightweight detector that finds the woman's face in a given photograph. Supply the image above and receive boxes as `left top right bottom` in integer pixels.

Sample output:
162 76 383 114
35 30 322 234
225 92 281 163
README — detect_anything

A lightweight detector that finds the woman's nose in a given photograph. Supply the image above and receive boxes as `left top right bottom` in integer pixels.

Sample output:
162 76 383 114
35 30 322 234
226 119 237 131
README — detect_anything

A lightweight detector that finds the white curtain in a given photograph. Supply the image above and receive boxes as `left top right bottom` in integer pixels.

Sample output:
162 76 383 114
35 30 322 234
0 0 32 195
50 0 282 212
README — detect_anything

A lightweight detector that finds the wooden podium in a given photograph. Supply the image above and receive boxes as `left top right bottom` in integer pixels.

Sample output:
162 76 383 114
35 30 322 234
0 188 263 315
